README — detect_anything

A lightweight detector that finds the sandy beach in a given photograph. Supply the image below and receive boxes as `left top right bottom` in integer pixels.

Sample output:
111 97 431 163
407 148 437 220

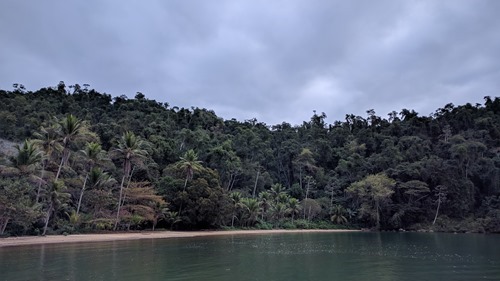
0 229 358 248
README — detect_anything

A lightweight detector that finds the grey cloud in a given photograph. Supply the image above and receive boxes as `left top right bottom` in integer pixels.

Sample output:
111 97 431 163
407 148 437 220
1 0 499 126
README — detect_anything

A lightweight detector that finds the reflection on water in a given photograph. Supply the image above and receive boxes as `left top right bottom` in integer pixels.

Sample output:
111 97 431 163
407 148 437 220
0 232 499 281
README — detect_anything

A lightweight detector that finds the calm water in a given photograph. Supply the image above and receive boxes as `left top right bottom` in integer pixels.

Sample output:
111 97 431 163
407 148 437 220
0 232 499 281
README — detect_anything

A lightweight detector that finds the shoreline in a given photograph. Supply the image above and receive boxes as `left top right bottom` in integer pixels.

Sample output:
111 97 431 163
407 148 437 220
0 229 359 248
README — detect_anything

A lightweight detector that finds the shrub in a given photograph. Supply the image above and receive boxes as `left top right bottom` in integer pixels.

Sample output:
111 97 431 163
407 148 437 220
255 220 273 230
281 221 296 229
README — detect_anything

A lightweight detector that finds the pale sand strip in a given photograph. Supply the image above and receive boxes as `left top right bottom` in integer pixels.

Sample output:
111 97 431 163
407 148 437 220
0 229 358 248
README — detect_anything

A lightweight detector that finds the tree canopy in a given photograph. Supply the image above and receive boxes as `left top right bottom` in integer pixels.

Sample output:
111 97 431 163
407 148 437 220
0 83 499 235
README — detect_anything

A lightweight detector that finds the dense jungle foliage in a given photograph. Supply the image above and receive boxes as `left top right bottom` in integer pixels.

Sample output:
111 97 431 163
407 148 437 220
1 82 499 235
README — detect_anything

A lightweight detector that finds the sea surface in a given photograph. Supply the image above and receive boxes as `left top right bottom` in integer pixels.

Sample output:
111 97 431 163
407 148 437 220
0 232 499 281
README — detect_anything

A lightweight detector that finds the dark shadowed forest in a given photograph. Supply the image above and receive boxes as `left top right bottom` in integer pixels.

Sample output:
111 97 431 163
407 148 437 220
1 82 499 235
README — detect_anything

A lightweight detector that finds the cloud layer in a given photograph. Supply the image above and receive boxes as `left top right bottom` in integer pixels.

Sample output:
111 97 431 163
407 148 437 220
1 0 499 125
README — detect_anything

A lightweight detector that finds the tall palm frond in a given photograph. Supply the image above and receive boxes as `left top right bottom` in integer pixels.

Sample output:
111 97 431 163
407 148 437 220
175 149 203 190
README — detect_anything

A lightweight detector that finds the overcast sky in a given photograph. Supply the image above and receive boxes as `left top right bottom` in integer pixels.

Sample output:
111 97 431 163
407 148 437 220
1 1 499 125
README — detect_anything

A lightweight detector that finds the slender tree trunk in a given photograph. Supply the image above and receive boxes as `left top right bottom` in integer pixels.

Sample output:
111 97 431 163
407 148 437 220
76 174 88 216
36 162 46 203
120 168 135 208
299 167 302 189
305 178 310 199
229 175 237 192
433 195 441 225
226 173 231 191
330 185 334 209
55 147 71 181
55 156 65 181
114 164 135 230
178 173 190 217
42 204 53 236
183 176 188 191
375 199 380 230
114 174 127 231
227 174 238 192
303 178 311 219
252 171 260 198
0 218 10 235
178 203 184 217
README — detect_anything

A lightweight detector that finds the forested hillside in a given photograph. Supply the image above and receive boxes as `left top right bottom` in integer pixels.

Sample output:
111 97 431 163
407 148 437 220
1 82 499 235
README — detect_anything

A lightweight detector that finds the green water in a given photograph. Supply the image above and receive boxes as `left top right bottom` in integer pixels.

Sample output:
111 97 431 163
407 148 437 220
0 232 499 281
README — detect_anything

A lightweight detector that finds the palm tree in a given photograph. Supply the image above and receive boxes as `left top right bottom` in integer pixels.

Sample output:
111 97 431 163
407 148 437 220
152 202 170 231
76 142 108 216
33 125 62 202
272 203 287 226
9 139 42 176
241 198 260 226
55 114 84 181
33 124 60 163
165 211 182 230
0 140 42 234
76 167 114 216
175 149 203 190
258 191 272 220
345 208 357 222
277 192 290 204
230 192 244 227
270 183 285 200
0 140 43 202
81 142 107 168
287 198 301 223
112 131 149 230
330 204 348 225
42 180 70 235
